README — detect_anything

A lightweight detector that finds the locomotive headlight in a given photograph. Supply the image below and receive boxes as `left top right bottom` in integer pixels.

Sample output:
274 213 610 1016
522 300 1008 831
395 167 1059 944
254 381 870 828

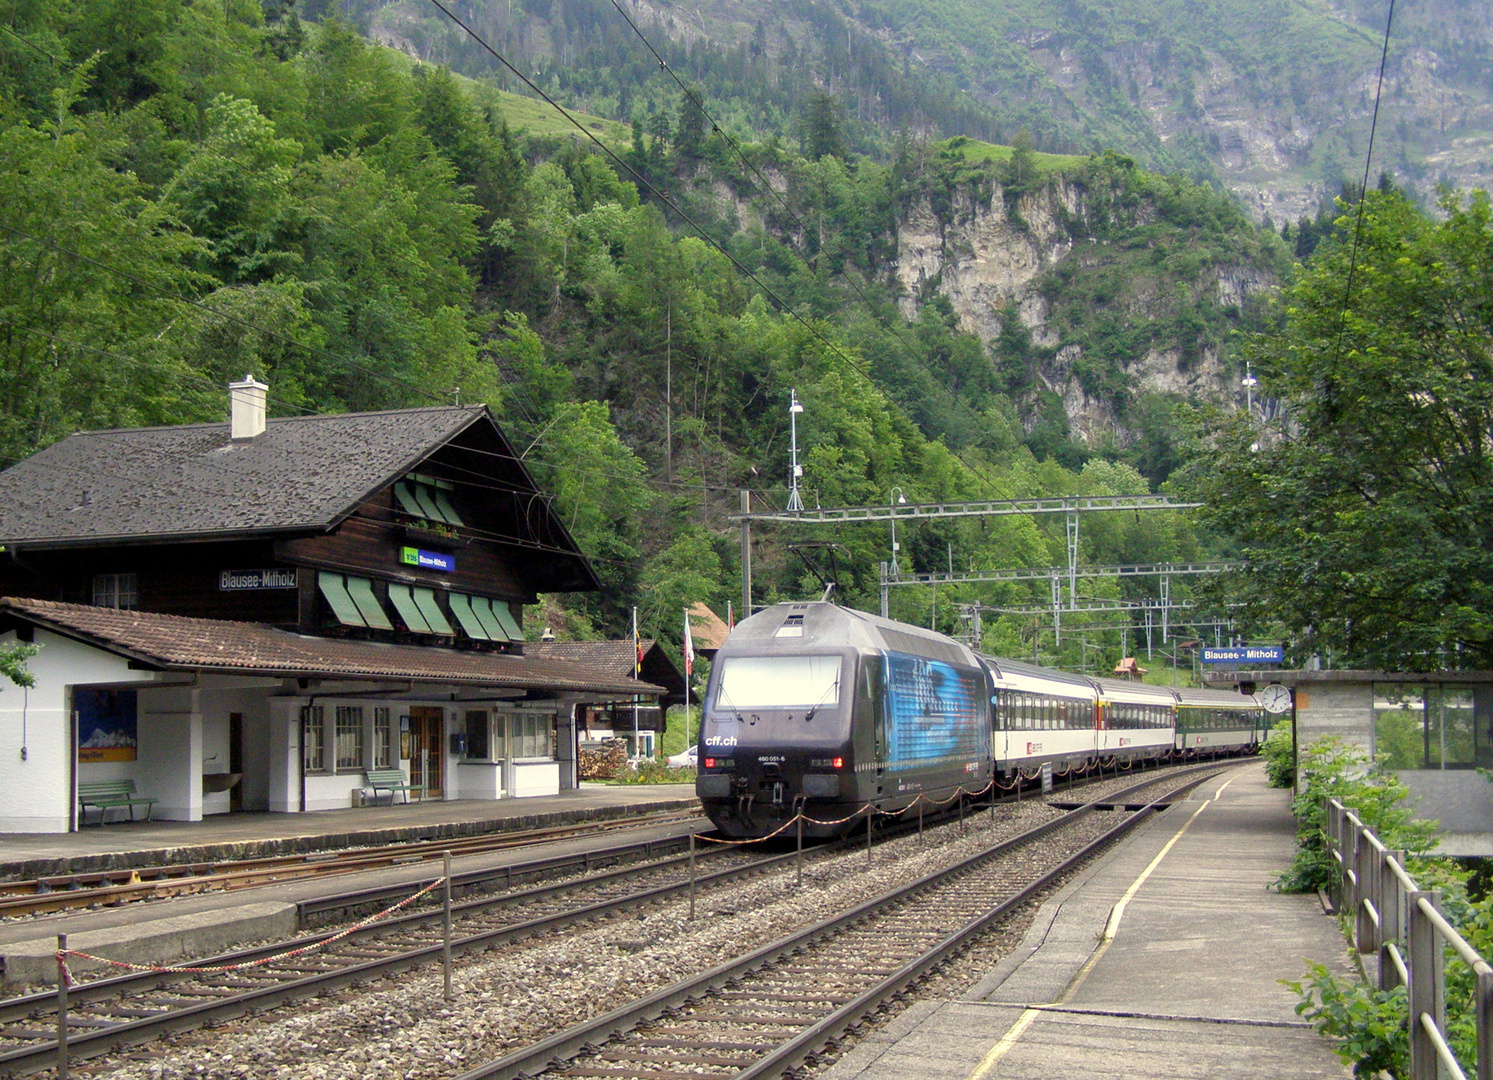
832 757 844 769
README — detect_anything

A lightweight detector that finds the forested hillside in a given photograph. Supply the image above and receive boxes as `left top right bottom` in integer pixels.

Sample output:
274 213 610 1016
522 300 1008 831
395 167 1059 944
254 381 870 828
0 1 1304 672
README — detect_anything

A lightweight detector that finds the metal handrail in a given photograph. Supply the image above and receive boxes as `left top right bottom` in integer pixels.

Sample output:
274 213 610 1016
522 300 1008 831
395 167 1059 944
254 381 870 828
1325 797 1492 1080
1424 1013 1472 1080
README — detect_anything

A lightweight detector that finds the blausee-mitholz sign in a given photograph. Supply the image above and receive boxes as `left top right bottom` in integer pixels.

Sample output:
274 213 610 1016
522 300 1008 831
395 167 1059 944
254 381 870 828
1200 645 1284 664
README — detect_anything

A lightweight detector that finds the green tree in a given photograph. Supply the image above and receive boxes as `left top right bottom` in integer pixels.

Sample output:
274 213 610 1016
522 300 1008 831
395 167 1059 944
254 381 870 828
0 641 38 688
1188 190 1493 670
800 90 845 161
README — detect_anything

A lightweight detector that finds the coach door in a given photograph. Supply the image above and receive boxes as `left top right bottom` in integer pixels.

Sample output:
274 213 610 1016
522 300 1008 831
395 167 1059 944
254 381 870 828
407 706 444 799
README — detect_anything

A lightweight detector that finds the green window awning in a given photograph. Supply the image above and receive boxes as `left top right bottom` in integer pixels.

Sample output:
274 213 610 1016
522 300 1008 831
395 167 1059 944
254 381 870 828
393 482 424 518
413 587 454 635
490 599 524 640
433 490 464 526
448 593 490 640
318 573 366 627
411 485 446 522
468 597 510 641
345 576 394 630
387 583 431 633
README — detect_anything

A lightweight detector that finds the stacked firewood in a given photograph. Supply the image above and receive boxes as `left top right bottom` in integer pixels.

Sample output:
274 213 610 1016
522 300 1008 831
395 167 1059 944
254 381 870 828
578 738 630 780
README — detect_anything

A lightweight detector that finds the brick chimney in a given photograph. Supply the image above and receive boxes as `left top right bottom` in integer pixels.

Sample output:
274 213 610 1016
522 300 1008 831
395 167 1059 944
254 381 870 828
229 375 268 440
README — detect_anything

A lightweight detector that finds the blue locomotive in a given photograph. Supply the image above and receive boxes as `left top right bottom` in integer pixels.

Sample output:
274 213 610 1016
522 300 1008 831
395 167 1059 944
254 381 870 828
695 601 1263 839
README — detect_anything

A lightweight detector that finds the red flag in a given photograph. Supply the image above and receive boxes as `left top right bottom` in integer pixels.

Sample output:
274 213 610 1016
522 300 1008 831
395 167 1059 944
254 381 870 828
683 608 695 679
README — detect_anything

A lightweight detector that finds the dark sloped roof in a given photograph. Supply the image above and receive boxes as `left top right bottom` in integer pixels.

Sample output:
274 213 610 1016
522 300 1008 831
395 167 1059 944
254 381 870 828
0 406 487 546
527 639 690 703
527 639 654 676
1 598 662 695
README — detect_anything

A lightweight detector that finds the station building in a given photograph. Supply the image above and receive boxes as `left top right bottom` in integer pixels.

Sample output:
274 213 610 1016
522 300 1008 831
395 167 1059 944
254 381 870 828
1210 668 1493 855
0 379 662 833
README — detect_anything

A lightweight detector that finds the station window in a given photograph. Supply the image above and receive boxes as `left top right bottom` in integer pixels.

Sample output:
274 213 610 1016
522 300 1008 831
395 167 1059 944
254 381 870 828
302 705 326 772
512 712 553 759
92 572 138 610
1374 684 1483 769
465 710 490 759
335 706 365 771
373 707 393 769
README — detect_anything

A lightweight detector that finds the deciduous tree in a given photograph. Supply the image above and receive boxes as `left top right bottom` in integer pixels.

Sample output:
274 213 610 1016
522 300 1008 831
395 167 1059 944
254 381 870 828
1188 190 1493 670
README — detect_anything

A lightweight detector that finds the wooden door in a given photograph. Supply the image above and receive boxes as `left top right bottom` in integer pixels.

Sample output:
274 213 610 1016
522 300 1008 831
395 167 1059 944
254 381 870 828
408 706 444 799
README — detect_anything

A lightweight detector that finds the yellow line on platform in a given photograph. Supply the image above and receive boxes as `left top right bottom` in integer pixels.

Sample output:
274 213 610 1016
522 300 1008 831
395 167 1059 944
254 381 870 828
966 778 1232 1080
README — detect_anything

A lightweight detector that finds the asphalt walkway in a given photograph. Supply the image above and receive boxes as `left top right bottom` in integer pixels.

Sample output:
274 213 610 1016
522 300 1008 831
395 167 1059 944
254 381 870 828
822 764 1355 1080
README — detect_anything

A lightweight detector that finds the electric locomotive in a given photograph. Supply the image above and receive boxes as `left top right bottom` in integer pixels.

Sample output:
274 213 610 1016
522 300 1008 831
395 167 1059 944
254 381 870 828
696 600 1265 839
696 601 992 839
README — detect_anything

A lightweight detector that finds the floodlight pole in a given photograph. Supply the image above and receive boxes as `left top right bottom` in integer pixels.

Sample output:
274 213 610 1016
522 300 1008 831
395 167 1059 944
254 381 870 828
786 390 805 513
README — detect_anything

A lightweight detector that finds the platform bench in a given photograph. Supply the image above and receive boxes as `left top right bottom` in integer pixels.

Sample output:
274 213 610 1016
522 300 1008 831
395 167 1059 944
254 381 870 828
77 780 158 825
366 768 425 805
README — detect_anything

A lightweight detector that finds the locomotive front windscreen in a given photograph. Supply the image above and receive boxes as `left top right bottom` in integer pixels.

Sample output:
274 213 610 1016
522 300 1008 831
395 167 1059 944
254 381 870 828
714 655 842 709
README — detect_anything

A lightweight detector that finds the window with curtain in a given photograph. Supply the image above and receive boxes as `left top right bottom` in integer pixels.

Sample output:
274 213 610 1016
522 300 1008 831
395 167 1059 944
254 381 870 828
373 707 392 769
302 705 326 772
335 706 364 770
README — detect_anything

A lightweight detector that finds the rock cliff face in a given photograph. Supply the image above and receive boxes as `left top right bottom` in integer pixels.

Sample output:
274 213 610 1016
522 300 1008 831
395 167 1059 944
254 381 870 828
894 180 1275 447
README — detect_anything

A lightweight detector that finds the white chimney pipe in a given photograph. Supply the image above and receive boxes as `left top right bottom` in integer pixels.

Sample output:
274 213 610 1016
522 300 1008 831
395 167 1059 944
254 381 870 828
229 375 268 440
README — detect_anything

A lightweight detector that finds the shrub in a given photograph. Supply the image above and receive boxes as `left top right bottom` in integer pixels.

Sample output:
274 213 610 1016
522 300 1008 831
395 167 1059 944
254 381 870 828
610 759 695 784
1276 737 1437 894
1261 719 1295 788
1287 962 1408 1078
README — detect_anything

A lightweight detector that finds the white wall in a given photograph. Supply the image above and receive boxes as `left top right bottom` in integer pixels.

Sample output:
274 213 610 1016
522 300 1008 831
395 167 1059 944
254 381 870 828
139 686 202 821
0 629 155 833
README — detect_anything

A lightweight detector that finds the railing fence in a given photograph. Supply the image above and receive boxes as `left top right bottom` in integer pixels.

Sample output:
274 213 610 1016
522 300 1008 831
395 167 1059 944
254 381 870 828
1326 798 1493 1080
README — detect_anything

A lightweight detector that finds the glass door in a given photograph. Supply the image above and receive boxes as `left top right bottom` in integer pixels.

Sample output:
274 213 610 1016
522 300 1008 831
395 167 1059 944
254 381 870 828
408 706 444 798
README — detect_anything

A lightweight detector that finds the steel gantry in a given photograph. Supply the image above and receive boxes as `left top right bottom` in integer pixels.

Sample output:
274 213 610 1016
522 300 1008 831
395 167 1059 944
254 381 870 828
730 490 1205 620
880 561 1236 642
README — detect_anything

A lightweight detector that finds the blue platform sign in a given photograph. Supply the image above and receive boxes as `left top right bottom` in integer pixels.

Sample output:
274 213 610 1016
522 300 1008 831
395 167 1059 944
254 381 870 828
400 546 456 573
1201 645 1284 665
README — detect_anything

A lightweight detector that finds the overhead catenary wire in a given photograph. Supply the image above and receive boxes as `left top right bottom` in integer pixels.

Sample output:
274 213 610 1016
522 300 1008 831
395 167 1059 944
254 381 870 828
1328 0 1397 377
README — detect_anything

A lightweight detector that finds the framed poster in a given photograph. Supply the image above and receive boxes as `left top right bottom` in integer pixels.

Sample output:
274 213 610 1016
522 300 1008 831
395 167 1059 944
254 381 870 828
76 688 139 763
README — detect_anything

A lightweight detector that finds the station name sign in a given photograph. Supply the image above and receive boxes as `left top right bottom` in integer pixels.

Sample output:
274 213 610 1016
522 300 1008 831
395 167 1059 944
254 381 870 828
1200 645 1284 664
219 568 298 591
400 546 456 573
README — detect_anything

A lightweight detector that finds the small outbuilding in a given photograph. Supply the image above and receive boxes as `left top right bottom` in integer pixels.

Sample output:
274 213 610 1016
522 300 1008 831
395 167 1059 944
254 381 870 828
1208 668 1493 856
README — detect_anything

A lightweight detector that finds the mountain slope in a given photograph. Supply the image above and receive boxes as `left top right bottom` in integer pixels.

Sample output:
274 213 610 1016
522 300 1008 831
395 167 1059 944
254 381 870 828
350 0 1493 219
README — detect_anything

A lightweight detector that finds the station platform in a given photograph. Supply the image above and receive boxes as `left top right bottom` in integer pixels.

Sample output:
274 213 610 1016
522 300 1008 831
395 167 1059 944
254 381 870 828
823 764 1355 1080
0 782 699 881
0 784 699 988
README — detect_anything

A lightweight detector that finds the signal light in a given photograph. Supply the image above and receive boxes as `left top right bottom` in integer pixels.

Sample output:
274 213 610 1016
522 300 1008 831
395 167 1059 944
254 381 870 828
832 757 843 768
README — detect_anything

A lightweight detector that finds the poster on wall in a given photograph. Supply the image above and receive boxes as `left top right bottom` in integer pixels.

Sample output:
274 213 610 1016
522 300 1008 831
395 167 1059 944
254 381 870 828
76 689 139 762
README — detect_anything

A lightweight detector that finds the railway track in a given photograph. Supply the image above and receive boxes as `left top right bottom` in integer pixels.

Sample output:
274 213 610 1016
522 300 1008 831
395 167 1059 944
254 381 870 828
0 809 702 920
0 758 1240 1076
450 762 1235 1080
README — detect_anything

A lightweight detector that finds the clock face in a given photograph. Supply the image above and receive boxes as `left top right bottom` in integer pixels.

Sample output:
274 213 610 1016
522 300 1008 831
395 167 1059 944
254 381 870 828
1260 684 1292 713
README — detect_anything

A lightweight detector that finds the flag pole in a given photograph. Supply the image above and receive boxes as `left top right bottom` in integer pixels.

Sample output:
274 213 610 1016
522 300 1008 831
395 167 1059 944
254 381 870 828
631 606 639 758
683 607 695 758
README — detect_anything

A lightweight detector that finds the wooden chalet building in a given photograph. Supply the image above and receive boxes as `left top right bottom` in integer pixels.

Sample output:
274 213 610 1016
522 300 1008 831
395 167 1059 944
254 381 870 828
0 379 661 832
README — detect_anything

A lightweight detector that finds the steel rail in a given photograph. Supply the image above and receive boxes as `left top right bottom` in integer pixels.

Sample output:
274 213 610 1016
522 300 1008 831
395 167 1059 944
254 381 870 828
0 842 796 1073
0 808 701 918
449 763 1234 1080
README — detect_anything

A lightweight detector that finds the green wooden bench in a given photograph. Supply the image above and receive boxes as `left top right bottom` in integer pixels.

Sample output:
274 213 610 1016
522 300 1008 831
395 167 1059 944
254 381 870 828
77 780 158 824
366 768 425 805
